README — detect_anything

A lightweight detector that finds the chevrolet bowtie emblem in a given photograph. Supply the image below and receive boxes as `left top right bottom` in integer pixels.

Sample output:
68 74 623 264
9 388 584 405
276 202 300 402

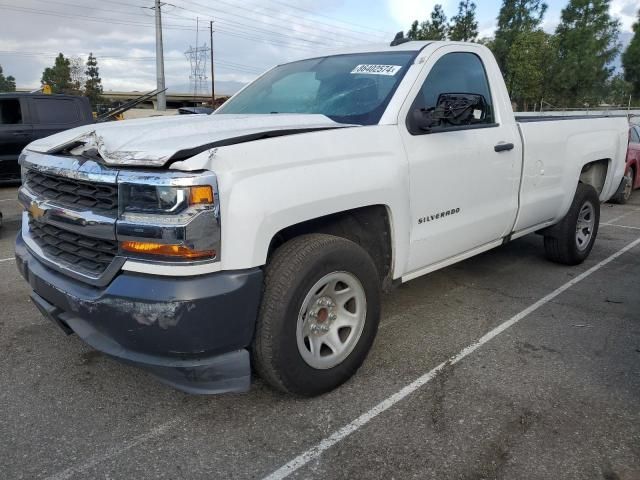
28 201 46 221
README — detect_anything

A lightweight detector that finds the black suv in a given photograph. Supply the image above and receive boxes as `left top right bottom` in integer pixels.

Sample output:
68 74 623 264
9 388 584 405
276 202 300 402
0 93 93 183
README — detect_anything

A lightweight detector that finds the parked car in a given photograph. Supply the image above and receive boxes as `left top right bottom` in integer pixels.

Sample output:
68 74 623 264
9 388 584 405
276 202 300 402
610 124 640 204
178 106 214 115
15 41 627 396
0 93 93 183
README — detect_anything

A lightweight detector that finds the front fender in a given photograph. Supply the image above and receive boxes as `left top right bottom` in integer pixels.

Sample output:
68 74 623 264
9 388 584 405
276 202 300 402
175 126 410 277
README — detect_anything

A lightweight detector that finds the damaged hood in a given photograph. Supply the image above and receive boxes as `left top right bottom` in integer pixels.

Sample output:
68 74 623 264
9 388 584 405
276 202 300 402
26 113 353 167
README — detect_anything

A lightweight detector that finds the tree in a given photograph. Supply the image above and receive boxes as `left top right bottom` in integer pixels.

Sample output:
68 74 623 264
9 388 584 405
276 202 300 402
69 56 85 93
406 4 448 41
422 4 449 40
622 9 640 99
407 20 421 40
507 30 557 110
493 0 548 73
0 65 16 92
449 1 479 42
605 74 633 106
84 53 103 107
553 0 620 107
41 53 72 94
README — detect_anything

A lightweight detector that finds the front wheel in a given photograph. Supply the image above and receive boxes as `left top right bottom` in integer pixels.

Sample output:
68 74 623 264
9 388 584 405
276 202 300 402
543 183 600 265
252 234 381 396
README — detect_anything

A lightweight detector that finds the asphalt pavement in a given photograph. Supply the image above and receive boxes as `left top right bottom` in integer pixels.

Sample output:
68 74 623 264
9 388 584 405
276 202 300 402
0 184 638 480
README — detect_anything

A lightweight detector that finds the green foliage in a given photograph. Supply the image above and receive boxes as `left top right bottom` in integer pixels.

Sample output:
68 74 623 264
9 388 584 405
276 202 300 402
493 0 548 73
622 9 640 98
69 56 85 93
41 53 73 94
407 20 421 40
84 53 103 107
423 4 449 40
0 64 16 92
553 0 620 107
604 74 633 105
507 30 557 110
406 4 448 41
449 1 479 42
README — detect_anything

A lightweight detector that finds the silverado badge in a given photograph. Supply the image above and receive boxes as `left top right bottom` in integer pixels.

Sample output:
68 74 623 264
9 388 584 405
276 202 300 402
418 208 461 224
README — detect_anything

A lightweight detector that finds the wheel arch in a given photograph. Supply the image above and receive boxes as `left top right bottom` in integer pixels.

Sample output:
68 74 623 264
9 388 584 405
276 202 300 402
579 158 610 196
266 205 395 291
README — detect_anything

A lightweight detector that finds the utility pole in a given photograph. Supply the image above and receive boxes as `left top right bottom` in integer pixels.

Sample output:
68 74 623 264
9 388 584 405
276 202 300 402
210 20 215 107
154 0 166 111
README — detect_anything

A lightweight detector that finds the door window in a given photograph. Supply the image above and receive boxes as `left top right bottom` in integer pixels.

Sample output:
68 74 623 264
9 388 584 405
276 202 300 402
630 127 640 144
0 99 23 124
411 52 495 131
33 98 80 124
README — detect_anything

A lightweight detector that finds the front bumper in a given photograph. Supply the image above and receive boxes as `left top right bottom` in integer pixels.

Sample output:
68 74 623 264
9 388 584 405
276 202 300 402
16 232 263 394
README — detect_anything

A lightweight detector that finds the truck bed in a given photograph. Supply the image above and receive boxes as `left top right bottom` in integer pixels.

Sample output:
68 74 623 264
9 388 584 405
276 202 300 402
513 115 628 232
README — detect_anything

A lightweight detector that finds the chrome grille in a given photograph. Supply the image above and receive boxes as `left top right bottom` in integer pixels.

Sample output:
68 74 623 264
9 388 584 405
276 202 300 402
28 215 118 276
25 170 118 216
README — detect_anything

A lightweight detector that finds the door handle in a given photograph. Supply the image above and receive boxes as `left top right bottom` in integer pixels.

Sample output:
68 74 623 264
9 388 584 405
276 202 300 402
12 131 30 136
494 142 514 152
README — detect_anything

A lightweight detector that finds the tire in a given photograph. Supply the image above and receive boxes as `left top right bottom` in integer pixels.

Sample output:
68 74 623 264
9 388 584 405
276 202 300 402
252 234 381 396
610 168 633 204
544 183 600 265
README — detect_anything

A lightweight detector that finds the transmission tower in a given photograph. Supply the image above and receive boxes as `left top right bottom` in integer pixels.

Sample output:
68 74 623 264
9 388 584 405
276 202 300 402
185 44 210 99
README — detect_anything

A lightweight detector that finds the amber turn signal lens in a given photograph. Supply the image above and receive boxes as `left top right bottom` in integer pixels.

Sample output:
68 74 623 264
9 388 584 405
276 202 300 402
189 186 214 205
121 241 215 259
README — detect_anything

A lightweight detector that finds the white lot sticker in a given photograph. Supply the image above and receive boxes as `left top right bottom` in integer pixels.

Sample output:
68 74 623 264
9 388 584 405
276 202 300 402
351 64 402 76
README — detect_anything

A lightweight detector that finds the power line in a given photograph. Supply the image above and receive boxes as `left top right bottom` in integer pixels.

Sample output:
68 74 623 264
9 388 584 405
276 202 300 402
268 0 395 36
0 4 320 51
23 0 161 21
0 4 196 30
171 10 347 47
174 0 382 44
20 0 344 48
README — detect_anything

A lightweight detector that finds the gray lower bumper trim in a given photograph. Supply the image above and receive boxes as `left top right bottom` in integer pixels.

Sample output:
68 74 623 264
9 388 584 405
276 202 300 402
31 291 251 395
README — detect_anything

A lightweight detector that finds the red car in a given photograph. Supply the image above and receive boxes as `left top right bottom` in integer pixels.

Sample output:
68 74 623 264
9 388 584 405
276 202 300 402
612 124 640 204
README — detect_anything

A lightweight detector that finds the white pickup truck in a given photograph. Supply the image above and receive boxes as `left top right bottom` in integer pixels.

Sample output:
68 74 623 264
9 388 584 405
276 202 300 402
15 41 628 396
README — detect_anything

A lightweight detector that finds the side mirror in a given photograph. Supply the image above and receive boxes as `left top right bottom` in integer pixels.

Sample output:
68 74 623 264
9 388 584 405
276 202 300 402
409 107 440 134
408 93 489 135
434 93 488 126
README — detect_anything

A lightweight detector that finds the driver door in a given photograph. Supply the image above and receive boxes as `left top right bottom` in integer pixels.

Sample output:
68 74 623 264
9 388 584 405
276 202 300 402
399 46 521 274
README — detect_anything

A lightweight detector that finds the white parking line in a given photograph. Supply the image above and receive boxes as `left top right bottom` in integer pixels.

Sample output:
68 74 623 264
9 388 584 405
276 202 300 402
262 236 640 480
0 257 14 263
0 198 16 203
44 418 181 480
601 223 640 231
606 208 640 225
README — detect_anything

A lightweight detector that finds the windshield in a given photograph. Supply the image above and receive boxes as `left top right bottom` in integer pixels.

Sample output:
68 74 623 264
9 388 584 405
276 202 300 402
216 52 417 126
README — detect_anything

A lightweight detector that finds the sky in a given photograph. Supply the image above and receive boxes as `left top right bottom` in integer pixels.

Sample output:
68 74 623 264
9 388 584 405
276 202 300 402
0 0 637 94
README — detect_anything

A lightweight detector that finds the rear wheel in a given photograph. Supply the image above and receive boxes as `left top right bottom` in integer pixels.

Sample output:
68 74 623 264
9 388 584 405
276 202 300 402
252 234 381 396
543 183 600 265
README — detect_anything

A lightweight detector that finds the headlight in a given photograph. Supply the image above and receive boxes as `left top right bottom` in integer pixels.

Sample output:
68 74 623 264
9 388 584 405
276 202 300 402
120 184 213 215
117 181 220 262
